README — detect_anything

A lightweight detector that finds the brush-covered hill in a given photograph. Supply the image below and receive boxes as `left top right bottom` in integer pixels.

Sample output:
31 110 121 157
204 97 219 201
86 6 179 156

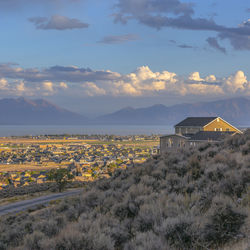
0 131 249 250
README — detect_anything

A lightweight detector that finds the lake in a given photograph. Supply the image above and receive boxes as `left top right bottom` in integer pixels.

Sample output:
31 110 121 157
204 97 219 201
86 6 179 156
0 125 174 137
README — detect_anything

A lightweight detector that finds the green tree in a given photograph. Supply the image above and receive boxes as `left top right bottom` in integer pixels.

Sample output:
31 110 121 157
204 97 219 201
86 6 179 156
47 168 74 192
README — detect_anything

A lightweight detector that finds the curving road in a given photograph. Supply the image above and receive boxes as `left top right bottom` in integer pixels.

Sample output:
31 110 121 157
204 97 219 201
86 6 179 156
0 188 83 216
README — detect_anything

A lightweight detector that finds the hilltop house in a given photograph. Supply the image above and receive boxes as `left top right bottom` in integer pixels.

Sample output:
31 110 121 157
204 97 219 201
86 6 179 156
160 117 242 153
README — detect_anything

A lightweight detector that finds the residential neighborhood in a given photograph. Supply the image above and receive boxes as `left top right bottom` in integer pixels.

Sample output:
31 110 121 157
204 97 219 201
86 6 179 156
0 135 159 189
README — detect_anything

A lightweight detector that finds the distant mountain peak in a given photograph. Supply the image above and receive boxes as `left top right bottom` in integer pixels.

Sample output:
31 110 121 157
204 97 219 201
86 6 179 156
120 106 134 111
95 97 250 126
0 97 87 125
151 104 166 108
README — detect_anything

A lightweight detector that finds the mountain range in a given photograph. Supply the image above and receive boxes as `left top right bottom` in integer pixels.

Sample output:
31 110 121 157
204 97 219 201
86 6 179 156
0 97 249 126
0 97 87 125
97 97 250 126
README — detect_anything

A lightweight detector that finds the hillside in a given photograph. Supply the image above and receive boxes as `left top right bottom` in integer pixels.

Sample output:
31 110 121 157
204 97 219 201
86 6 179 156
96 97 250 126
0 131 249 249
0 97 87 125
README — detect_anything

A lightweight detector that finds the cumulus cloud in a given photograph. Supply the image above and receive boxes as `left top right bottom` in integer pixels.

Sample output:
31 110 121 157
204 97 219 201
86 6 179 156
16 81 26 93
83 82 106 96
205 75 217 82
222 70 249 93
59 82 68 89
98 34 139 44
43 81 54 92
0 63 249 98
189 72 204 82
29 15 89 30
80 67 249 97
0 79 8 90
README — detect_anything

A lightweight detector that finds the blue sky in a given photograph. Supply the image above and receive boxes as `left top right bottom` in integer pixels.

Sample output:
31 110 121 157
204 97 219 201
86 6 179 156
0 0 250 115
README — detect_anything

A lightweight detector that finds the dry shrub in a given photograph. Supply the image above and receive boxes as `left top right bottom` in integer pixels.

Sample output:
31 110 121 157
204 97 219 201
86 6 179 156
24 231 44 250
203 197 247 247
134 203 163 232
159 215 199 249
0 131 249 250
124 231 167 250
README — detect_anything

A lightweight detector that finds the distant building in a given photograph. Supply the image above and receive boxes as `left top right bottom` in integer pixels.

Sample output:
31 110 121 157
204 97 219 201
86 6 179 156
160 117 242 153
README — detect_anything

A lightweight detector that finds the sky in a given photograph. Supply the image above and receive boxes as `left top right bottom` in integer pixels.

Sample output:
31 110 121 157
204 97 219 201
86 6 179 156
1 0 250 116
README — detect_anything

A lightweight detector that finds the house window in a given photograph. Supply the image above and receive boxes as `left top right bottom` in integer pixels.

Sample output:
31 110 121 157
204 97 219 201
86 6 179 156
226 128 230 131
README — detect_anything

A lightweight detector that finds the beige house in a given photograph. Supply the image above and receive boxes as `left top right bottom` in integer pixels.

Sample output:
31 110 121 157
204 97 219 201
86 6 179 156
160 117 242 153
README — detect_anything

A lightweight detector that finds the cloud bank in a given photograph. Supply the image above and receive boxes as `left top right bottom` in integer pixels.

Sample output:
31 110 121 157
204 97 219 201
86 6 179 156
113 0 250 51
0 64 249 99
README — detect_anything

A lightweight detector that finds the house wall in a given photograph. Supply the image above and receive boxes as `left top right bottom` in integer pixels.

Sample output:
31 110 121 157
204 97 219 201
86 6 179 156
160 135 187 153
203 118 239 132
187 141 207 148
175 126 202 135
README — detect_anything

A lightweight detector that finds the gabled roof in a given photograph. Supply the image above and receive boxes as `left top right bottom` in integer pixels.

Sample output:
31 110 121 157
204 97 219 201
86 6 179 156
189 131 234 141
160 134 189 139
175 117 218 127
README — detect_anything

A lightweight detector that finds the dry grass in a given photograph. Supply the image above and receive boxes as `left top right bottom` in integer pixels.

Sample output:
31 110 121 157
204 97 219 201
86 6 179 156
0 190 53 206
0 164 68 172
0 138 97 144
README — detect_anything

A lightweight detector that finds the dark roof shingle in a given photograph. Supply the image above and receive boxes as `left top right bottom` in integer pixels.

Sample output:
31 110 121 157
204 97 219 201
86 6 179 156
189 131 234 141
175 117 218 127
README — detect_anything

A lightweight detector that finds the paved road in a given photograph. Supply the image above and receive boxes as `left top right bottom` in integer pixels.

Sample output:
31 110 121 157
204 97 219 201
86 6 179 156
0 189 83 216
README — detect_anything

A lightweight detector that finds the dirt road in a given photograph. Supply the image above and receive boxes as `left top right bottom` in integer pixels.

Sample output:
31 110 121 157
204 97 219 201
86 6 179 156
0 189 82 216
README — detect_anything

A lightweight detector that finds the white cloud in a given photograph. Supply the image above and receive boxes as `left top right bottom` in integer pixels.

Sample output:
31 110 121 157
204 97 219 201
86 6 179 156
110 66 177 96
205 74 216 82
189 72 204 82
77 67 250 97
0 78 8 89
0 64 249 99
223 70 248 93
43 81 54 92
60 82 68 89
16 81 25 93
83 82 106 96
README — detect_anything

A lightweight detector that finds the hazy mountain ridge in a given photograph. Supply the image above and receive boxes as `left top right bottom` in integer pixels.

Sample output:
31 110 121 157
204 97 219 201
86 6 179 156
0 97 249 126
97 97 250 126
0 97 87 125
